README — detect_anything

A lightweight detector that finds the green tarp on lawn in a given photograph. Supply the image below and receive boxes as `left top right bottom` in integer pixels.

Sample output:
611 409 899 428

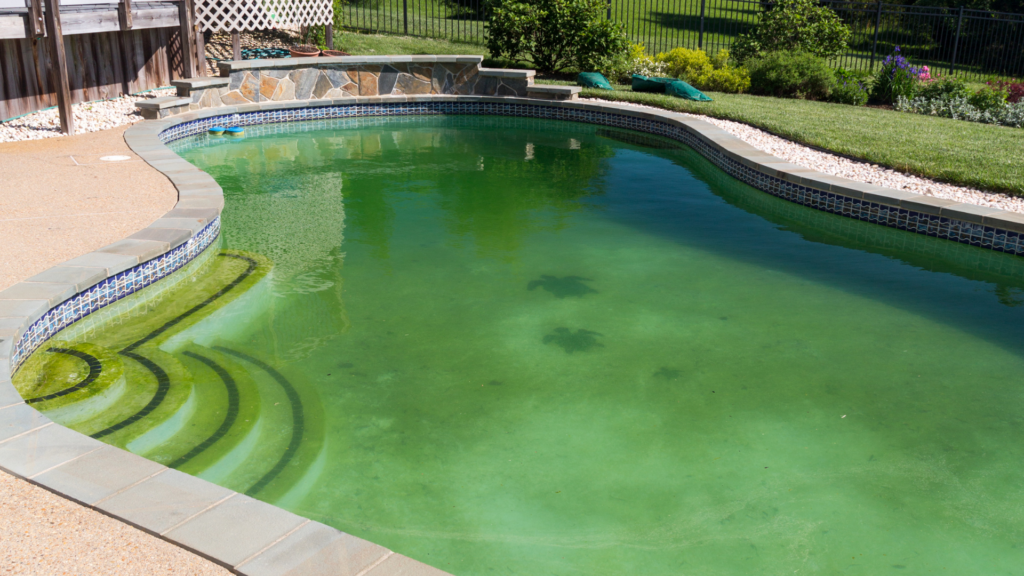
666 80 713 101
577 72 613 90
630 75 713 101
631 74 677 92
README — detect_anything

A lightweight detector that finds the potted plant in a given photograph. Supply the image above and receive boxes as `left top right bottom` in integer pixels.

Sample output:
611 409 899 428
289 44 320 58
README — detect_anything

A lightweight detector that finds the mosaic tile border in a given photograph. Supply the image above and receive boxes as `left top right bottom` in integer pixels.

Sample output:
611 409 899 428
158 99 1024 258
10 218 221 369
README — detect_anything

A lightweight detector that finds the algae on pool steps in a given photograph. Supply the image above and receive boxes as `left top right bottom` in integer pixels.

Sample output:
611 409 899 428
14 249 325 502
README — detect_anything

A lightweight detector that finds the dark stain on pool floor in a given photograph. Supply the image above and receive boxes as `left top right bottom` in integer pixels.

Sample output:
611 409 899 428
527 275 598 299
543 328 605 354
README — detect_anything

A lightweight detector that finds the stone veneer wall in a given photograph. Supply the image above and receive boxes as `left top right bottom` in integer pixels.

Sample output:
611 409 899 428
171 56 535 116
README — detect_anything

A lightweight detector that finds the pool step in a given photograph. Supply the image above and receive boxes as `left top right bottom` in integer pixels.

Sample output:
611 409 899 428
140 346 261 474
11 250 324 502
21 341 323 502
74 348 195 448
17 342 126 426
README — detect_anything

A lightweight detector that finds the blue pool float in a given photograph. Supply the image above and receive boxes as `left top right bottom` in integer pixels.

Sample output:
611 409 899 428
208 126 226 135
226 127 245 137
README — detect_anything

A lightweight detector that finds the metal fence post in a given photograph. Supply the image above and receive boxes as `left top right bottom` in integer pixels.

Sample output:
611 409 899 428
403 0 408 35
699 0 706 50
869 0 882 71
949 5 964 75
607 0 611 20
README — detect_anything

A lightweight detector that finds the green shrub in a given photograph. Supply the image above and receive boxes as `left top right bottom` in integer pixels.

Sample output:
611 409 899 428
969 86 1009 112
693 66 751 93
896 94 1024 129
732 0 851 63
918 77 971 101
747 51 834 100
487 0 628 73
656 47 712 80
828 74 868 106
870 47 921 105
710 49 731 70
654 48 749 93
827 67 870 106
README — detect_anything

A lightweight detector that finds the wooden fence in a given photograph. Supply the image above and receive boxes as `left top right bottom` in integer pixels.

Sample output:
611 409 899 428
1 28 186 121
0 0 196 125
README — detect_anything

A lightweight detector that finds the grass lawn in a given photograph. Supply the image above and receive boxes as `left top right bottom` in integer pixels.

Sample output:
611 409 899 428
537 82 1024 195
338 33 1021 195
336 32 487 56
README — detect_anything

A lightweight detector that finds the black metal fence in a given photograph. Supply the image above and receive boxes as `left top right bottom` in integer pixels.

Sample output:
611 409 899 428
341 0 1024 80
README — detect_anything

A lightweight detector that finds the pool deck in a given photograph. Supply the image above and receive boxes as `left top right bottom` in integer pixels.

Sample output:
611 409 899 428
0 125 177 291
0 127 229 574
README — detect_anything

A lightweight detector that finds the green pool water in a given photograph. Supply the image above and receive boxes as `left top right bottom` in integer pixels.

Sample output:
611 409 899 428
16 115 1024 575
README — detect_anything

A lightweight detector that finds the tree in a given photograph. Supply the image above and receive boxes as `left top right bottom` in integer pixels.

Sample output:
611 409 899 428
732 0 852 63
487 0 628 73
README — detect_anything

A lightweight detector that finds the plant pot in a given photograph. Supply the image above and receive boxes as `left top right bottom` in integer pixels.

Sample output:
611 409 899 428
321 50 351 57
289 45 320 58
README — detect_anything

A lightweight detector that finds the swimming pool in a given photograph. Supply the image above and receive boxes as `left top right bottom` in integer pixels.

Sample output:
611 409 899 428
15 113 1024 575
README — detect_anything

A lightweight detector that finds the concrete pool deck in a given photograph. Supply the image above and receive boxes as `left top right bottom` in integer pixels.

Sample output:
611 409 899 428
0 126 178 291
0 127 229 574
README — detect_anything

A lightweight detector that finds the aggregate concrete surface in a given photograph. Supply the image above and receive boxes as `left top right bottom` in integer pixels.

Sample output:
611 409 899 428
0 124 229 575
0 125 177 290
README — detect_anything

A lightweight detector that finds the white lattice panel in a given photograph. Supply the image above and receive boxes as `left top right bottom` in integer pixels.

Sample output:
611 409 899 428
196 0 333 32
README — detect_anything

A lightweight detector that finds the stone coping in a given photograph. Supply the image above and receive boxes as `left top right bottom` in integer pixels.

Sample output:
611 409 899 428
136 97 193 110
172 77 231 90
216 54 484 74
4 92 1024 576
478 67 536 79
527 85 581 93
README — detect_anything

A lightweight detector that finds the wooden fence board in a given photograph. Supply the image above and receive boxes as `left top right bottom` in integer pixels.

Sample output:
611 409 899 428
0 27 183 121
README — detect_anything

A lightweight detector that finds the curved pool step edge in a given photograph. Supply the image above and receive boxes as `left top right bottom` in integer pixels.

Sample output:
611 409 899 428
0 409 448 576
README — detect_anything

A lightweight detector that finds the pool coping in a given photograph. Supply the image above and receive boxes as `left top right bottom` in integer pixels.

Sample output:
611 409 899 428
4 92 1024 576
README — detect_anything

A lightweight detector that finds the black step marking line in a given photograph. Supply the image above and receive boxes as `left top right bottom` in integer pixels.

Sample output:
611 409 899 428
94 254 259 438
91 352 170 439
170 351 241 469
122 254 259 354
25 348 103 404
212 347 305 497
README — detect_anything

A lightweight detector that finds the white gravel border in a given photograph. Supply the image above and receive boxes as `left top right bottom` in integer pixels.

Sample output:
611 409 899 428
582 97 1024 215
0 89 177 143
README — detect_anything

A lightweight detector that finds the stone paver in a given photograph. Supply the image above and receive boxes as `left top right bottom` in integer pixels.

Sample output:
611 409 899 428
0 423 104 478
96 469 235 536
31 444 166 505
235 521 390 576
164 495 307 566
0 404 51 443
